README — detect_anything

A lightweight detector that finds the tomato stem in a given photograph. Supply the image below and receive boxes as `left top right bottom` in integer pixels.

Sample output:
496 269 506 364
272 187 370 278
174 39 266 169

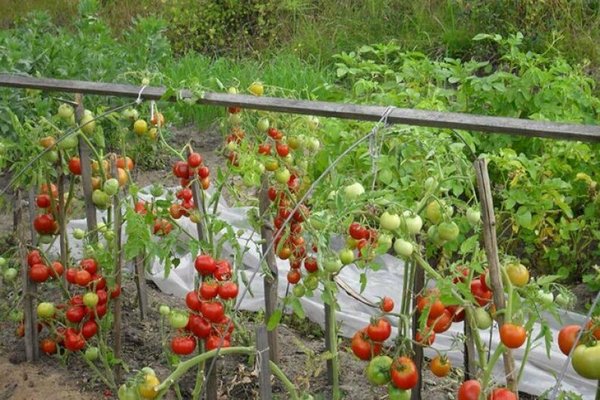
325 284 341 400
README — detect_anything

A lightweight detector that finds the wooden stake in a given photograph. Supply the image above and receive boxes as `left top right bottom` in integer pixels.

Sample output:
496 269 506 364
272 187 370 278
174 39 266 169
110 156 123 382
474 158 518 393
57 152 69 285
410 262 424 400
463 311 477 380
259 174 279 363
20 188 39 361
255 325 273 400
75 93 98 241
134 255 148 320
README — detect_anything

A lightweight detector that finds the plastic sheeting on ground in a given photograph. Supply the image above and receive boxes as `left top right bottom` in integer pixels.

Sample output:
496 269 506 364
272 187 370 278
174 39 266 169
49 188 595 398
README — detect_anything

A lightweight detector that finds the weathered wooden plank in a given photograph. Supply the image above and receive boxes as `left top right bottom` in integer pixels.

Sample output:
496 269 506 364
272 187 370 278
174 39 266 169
255 325 273 400
0 74 599 142
111 156 123 383
474 159 518 394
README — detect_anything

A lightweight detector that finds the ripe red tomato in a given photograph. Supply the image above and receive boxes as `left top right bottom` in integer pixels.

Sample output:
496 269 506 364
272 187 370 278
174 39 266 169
27 250 43 267
267 128 283 140
40 338 57 355
200 301 225 323
75 269 92 286
198 166 210 179
586 318 600 340
367 318 392 342
36 194 52 208
172 161 189 178
68 157 82 175
109 284 121 299
390 356 418 390
96 289 108 305
200 282 219 300
39 183 58 198
348 222 368 240
187 152 203 168
153 219 172 235
380 296 394 313
276 143 289 157
205 335 230 350
457 380 481 400
66 305 86 323
80 258 98 275
186 290 203 311
417 295 445 319
213 260 232 281
470 280 493 307
452 265 470 284
304 257 318 273
558 325 581 355
488 388 517 400
34 214 57 235
171 336 197 355
64 329 85 352
430 355 451 377
479 270 491 292
446 305 465 322
82 320 98 339
29 264 50 283
177 188 193 201
65 268 78 284
351 329 382 360
218 281 238 300
187 314 211 338
116 156 134 171
258 143 271 155
499 323 527 349
195 254 217 275
287 270 301 284
428 309 453 333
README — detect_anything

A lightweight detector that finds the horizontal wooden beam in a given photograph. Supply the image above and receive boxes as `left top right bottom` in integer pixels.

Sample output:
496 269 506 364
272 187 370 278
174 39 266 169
1 74 599 142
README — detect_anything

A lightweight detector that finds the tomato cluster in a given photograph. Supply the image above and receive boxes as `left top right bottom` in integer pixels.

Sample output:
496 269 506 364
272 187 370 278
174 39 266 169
167 254 238 355
168 152 211 224
33 184 60 237
22 252 121 355
557 318 600 380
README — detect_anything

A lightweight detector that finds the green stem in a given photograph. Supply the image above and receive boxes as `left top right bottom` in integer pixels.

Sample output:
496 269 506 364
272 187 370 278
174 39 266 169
191 342 205 400
482 343 505 389
83 356 116 390
155 347 254 397
465 305 487 372
269 360 300 400
501 267 513 323
413 254 443 280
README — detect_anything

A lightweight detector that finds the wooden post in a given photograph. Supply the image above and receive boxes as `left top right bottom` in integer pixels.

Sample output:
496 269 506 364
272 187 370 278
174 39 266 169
410 261 424 400
463 310 477 380
134 255 148 320
474 159 518 393
20 188 39 361
255 325 273 400
324 302 334 386
111 156 123 382
57 152 69 283
75 93 98 241
259 175 279 363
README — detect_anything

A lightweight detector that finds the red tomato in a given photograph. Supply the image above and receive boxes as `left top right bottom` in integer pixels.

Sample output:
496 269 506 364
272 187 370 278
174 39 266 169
96 289 108 305
213 260 232 281
187 314 211 338
48 261 64 278
29 264 50 283
205 335 230 350
198 166 210 179
558 325 581 355
499 323 527 349
287 270 301 284
457 380 481 400
390 356 418 390
195 254 217 275
65 268 78 284
446 305 465 322
68 157 82 175
367 318 392 342
586 318 600 340
200 301 225 323
488 388 517 400
172 161 189 178
417 295 445 319
200 281 219 300
218 281 238 300
75 269 92 286
27 250 43 267
109 284 121 299
80 258 98 275
64 329 86 352
348 222 368 240
34 214 57 235
380 296 394 313
40 338 57 355
304 257 318 273
187 152 203 168
428 309 453 333
66 306 86 323
185 290 203 311
479 270 491 292
351 329 382 360
36 194 52 208
415 329 435 346
258 143 271 155
81 320 98 339
171 336 197 355
276 143 289 157
430 355 451 377
470 280 493 307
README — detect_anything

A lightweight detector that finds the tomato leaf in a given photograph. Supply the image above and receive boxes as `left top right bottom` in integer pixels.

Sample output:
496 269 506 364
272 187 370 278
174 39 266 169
267 309 282 331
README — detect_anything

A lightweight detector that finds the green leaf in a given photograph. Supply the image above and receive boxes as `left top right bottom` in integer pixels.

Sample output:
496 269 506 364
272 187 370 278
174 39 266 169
267 309 282 331
290 297 305 319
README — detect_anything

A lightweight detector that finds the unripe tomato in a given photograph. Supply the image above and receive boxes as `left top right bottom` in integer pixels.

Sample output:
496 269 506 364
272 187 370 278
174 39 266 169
505 263 529 287
133 119 148 136
571 342 600 379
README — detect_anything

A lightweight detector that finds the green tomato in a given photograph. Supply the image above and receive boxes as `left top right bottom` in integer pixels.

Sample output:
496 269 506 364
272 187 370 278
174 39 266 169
425 201 442 224
366 355 393 385
325 258 343 273
104 230 115 241
307 137 320 152
338 249 355 266
380 212 401 231
293 284 306 298
555 293 571 308
38 235 53 244
228 113 242 126
117 384 138 400
343 182 365 199
9 310 23 322
537 290 554 307
83 292 99 308
92 190 110 209
57 134 78 150
159 305 171 316
72 228 86 240
80 113 96 135
3 267 17 281
103 178 119 196
377 234 393 252
303 274 319 291
274 168 291 184
44 150 59 163
571 343 600 379
37 302 56 319
150 185 164 197
85 346 100 362
466 208 481 226
393 239 413 258
257 118 270 132
0 256 6 267
97 222 108 233
437 221 459 241
473 308 492 330
424 177 437 192
58 103 74 120
169 311 189 329
306 116 320 130
402 212 423 235
388 385 411 400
